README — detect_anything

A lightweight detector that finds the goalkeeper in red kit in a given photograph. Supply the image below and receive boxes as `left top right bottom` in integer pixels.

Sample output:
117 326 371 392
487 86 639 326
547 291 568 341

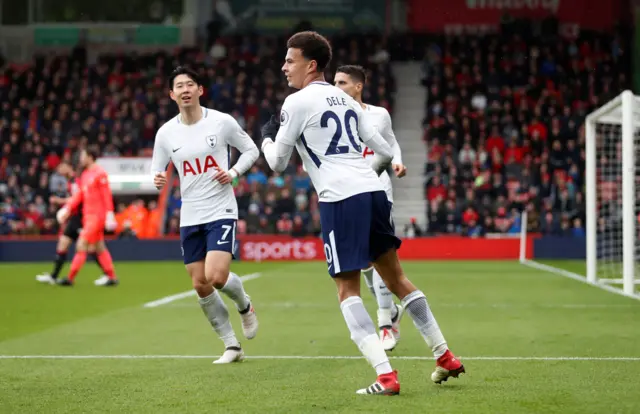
55 148 119 286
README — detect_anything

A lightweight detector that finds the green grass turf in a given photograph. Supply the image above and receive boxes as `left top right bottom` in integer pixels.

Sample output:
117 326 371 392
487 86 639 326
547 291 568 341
1 260 640 413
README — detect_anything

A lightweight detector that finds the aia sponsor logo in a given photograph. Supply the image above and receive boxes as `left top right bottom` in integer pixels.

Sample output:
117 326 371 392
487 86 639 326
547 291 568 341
182 155 220 176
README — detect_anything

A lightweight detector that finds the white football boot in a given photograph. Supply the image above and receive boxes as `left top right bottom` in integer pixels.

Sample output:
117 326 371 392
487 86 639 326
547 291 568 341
94 275 119 286
213 347 245 364
35 273 55 285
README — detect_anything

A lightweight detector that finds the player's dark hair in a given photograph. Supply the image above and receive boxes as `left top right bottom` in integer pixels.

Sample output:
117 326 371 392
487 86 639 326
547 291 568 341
286 31 332 72
169 66 201 90
85 147 101 161
336 65 366 85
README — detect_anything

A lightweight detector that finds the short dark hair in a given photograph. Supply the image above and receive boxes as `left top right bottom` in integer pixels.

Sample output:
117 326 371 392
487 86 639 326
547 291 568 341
287 31 332 72
85 147 101 161
336 65 366 85
169 66 200 89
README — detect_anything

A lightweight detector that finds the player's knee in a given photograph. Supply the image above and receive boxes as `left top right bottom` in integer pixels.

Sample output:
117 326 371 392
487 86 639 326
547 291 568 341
92 241 105 253
204 251 231 288
57 241 70 252
194 284 213 298
191 275 211 296
209 269 229 290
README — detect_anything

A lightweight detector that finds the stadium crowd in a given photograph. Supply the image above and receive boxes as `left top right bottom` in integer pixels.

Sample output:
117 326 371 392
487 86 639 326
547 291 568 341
0 29 631 238
0 33 394 237
421 29 631 237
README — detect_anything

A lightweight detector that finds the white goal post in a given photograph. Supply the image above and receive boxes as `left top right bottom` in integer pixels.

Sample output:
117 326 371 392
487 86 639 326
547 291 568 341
586 90 638 296
519 90 639 301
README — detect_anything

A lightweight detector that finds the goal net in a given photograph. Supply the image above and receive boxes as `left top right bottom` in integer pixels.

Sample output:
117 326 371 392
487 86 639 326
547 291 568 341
519 91 639 300
586 91 640 296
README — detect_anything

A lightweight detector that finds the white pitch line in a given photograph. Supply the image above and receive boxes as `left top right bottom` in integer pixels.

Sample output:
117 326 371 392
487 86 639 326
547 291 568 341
1 355 640 361
521 259 640 302
161 301 638 310
142 273 262 308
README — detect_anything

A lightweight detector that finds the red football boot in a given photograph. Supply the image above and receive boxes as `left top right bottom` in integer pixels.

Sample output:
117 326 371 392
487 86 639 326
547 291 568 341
432 350 465 384
356 370 400 395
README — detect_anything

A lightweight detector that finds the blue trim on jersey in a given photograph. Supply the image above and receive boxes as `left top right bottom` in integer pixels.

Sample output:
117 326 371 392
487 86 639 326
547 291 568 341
310 81 331 86
204 108 208 118
227 144 231 169
300 133 321 168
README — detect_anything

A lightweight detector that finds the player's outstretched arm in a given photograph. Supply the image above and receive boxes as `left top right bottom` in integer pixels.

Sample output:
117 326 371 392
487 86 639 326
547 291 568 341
150 130 170 189
226 115 259 178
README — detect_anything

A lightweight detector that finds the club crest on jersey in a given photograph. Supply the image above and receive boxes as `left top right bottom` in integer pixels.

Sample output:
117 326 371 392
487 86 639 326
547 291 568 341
280 110 289 126
206 135 217 148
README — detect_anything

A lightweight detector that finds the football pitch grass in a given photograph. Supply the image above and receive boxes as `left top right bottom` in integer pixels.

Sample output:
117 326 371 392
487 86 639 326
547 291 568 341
1 260 640 413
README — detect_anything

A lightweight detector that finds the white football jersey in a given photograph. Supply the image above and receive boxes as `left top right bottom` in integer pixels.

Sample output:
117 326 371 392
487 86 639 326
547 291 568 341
275 82 385 202
361 104 399 203
151 107 258 226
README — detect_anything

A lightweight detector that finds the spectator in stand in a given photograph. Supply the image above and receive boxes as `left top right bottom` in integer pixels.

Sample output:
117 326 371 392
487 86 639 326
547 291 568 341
403 217 423 238
146 200 162 238
0 34 389 236
422 29 630 237
125 199 148 239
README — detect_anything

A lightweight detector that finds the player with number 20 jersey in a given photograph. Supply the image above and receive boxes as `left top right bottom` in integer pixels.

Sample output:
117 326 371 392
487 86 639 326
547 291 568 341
261 31 465 396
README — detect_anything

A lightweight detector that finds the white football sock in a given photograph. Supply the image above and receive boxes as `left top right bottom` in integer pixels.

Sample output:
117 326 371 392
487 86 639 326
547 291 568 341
402 290 448 358
220 272 251 312
361 267 376 298
372 269 394 327
340 296 393 375
198 290 240 349
377 308 393 330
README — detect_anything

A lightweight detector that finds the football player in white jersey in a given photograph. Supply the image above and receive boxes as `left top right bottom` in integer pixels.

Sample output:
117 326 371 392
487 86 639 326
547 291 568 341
334 64 406 352
261 32 464 396
151 66 260 364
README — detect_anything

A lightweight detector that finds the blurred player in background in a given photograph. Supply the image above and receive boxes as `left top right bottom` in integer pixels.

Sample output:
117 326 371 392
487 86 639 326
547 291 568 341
262 31 464 396
36 160 108 284
151 66 260 364
334 64 406 352
56 148 119 287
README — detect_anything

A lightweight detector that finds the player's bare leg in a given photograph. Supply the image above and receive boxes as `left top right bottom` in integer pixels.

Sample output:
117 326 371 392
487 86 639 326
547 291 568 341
187 259 243 364
93 240 119 286
362 265 404 351
205 250 258 340
36 235 73 284
373 248 465 384
335 272 400 396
